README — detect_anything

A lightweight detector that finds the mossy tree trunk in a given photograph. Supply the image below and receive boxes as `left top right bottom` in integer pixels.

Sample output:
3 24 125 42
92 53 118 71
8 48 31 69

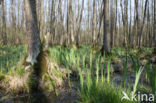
24 0 43 98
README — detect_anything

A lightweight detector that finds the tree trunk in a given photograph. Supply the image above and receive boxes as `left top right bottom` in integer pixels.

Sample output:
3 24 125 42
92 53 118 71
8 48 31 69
97 2 103 43
154 0 156 53
138 0 148 48
76 0 84 46
11 0 17 44
87 0 90 44
50 0 55 44
110 0 115 48
135 0 139 48
129 0 132 46
120 0 128 47
66 0 69 44
37 0 42 36
58 0 64 45
24 0 41 65
124 0 128 48
1 0 7 45
154 0 156 45
101 0 110 55
69 0 75 46
92 0 96 45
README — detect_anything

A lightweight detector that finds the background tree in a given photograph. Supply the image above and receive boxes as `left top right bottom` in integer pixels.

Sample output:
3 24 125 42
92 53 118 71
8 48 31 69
135 0 139 48
154 0 156 53
101 0 110 55
92 0 96 47
69 0 75 46
138 0 148 48
1 0 7 45
0 0 155 50
76 0 84 46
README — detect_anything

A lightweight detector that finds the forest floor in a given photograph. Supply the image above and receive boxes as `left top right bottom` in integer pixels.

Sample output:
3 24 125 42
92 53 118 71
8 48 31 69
0 45 156 103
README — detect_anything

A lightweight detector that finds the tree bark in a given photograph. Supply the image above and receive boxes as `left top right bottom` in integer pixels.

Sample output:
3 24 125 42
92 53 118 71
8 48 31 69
128 0 132 46
1 0 7 45
92 0 96 44
76 0 84 46
101 0 110 55
69 0 75 45
24 0 41 65
11 0 17 44
97 2 103 42
124 0 128 48
58 0 64 45
154 0 156 53
50 0 55 44
138 0 148 48
110 0 115 48
66 0 69 44
120 0 128 47
135 0 139 48
154 0 156 46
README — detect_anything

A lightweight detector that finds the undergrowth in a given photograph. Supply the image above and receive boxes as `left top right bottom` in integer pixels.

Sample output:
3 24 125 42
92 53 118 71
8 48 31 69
49 46 155 103
0 45 155 103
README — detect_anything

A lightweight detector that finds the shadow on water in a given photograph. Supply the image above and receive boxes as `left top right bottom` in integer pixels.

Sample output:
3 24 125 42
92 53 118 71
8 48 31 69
27 70 49 103
25 50 57 103
0 92 57 103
